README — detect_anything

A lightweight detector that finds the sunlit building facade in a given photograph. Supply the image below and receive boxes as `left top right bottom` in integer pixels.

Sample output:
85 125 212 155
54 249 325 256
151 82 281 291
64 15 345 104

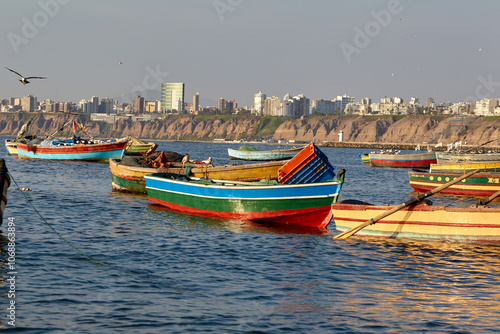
161 82 185 112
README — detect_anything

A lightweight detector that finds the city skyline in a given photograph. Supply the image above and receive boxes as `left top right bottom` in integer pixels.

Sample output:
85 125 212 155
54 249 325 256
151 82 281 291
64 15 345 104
2 1 500 107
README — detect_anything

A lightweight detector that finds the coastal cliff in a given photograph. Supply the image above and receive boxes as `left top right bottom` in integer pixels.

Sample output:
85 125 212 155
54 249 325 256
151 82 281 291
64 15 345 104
1 113 500 147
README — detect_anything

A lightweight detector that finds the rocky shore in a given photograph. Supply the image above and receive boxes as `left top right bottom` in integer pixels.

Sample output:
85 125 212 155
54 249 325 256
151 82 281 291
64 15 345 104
1 113 500 150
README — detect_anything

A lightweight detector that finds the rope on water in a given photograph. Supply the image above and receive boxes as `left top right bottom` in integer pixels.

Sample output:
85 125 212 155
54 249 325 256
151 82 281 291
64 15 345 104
7 171 109 266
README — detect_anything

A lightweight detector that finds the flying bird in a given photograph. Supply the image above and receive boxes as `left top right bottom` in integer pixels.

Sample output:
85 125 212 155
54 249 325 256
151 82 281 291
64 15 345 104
5 67 47 85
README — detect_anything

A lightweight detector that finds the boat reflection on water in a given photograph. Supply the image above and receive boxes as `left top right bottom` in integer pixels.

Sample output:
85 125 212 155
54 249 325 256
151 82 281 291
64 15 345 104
146 204 330 235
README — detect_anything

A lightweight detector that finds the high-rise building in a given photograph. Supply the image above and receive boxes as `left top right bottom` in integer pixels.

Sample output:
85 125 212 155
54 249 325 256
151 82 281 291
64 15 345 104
263 96 281 116
426 97 435 108
218 98 226 111
254 91 266 115
161 83 185 112
361 97 371 105
193 92 199 112
91 96 99 114
335 95 354 113
311 99 337 114
226 100 236 111
292 94 310 118
21 95 37 112
99 97 114 114
132 96 145 113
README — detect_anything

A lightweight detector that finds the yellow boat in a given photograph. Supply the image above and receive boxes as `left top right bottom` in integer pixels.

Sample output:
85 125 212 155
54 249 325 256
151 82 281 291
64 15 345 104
331 200 500 244
125 137 158 156
110 158 287 194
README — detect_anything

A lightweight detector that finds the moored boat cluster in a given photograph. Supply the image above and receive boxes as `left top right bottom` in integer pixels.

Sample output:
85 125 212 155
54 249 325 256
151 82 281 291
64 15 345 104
5 119 500 246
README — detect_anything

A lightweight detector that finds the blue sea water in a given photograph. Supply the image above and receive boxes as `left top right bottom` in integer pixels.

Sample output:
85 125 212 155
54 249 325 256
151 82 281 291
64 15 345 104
1 138 500 333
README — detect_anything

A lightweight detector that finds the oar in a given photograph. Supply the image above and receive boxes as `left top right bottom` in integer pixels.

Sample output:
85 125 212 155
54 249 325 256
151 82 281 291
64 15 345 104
334 168 481 240
478 189 500 206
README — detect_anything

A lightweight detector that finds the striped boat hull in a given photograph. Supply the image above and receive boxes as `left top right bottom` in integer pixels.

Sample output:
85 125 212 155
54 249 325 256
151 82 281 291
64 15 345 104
145 173 344 228
17 141 127 161
369 152 437 168
430 161 500 173
331 201 500 244
408 170 500 196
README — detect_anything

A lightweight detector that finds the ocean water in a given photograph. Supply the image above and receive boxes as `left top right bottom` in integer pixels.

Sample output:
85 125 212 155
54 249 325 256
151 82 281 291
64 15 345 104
1 137 500 333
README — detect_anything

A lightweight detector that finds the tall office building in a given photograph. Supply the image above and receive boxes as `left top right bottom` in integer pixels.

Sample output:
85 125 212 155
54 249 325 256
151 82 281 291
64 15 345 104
99 97 114 114
193 92 199 112
132 96 145 113
21 95 37 112
218 98 226 111
161 83 185 112
91 96 99 114
254 91 266 115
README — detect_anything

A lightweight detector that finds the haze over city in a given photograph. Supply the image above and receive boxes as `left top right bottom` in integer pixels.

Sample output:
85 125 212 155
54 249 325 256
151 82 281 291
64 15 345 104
2 0 500 107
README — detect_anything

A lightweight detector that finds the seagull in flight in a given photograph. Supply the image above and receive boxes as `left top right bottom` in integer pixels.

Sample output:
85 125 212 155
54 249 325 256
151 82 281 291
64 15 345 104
5 67 47 85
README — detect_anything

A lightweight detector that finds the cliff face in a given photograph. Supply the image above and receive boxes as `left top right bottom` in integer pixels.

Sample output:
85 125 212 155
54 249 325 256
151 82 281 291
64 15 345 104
1 113 500 146
274 116 500 146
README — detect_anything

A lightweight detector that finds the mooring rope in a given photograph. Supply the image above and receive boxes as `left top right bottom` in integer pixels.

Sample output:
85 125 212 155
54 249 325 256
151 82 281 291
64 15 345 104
7 171 109 266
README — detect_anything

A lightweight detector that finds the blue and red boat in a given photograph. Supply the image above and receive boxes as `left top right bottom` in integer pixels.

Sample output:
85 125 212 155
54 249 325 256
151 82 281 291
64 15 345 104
17 138 128 162
144 170 345 228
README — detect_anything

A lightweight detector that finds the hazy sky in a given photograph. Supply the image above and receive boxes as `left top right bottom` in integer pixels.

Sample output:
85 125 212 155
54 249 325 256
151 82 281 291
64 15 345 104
2 0 500 107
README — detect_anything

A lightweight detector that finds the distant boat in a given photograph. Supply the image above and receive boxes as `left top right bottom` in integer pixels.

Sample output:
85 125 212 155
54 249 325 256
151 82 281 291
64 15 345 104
5 135 38 156
408 170 500 196
145 170 345 228
0 159 10 226
436 151 500 164
5 139 18 156
369 151 437 168
110 158 288 194
331 200 500 244
17 138 128 162
430 161 500 174
227 146 304 161
5 114 38 156
125 137 158 156
357 153 370 165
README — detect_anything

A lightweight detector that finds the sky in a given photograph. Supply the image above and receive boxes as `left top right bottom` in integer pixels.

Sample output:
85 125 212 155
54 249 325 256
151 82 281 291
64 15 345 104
2 0 500 108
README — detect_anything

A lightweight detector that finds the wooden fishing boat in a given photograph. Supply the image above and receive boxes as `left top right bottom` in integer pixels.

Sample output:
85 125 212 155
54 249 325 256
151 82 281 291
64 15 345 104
430 161 500 173
5 139 18 156
227 146 304 161
125 137 158 156
0 159 10 226
408 170 500 196
5 135 38 156
144 170 345 228
331 200 500 244
5 115 38 156
357 153 370 165
110 158 288 194
436 151 500 164
17 138 128 162
369 151 437 168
